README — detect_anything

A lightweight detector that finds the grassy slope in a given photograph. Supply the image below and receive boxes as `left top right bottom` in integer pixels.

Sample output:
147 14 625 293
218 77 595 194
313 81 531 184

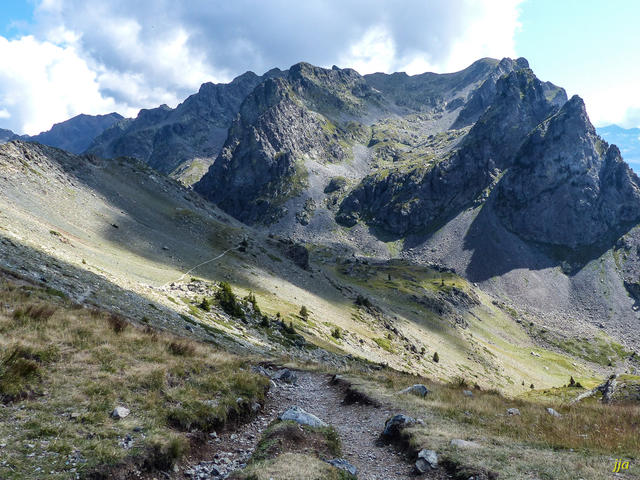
0 275 268 479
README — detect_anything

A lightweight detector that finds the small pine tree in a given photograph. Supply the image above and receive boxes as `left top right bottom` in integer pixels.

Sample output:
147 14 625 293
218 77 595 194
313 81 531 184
244 291 261 315
569 376 576 387
199 297 211 312
215 282 243 318
331 327 342 339
530 383 535 389
260 315 270 328
432 352 439 363
299 305 309 321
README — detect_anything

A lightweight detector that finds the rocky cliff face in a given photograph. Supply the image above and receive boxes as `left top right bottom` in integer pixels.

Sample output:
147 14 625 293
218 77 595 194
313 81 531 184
495 96 640 247
194 58 535 225
28 113 123 153
336 67 567 236
88 71 272 176
194 65 373 223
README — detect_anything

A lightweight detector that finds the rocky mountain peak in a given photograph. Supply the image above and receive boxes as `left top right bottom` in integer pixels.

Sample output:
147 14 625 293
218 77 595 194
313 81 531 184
494 93 640 248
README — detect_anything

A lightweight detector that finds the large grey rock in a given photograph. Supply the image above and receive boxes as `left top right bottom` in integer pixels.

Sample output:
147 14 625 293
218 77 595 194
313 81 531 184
279 406 327 428
326 458 358 476
507 408 520 416
399 384 429 397
382 414 415 438
546 407 561 417
415 449 438 472
272 368 297 384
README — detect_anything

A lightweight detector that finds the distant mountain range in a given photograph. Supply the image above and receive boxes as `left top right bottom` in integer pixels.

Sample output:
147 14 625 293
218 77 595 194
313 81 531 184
597 124 640 171
0 113 123 154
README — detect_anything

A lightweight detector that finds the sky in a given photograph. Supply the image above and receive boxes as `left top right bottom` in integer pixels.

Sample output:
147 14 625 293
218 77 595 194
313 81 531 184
0 0 638 136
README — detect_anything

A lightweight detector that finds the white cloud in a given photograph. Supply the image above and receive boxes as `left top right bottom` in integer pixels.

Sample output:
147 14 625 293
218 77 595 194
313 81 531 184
0 35 129 134
580 83 640 129
0 0 525 134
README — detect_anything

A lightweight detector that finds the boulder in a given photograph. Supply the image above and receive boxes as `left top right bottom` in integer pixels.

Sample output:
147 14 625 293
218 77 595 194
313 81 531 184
382 414 415 438
326 458 358 476
399 384 429 397
279 406 327 428
507 408 520 416
463 390 473 397
415 449 438 473
111 406 130 419
272 368 298 384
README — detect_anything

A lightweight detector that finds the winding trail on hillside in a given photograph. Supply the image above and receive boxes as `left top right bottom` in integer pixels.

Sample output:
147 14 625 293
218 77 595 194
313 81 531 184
180 370 448 480
162 247 241 288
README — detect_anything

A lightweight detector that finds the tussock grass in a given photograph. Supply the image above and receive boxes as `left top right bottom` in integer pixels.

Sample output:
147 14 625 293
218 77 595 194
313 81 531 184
233 420 352 480
235 452 353 480
337 367 640 479
0 277 269 479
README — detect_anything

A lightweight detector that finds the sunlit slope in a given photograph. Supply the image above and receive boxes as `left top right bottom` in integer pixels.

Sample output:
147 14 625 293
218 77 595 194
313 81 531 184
1 141 630 391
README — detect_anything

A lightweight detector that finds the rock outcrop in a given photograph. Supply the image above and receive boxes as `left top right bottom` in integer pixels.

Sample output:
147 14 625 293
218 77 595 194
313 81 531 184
495 96 640 247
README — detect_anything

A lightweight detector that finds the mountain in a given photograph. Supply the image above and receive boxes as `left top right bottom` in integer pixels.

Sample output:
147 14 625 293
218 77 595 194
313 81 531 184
28 112 123 153
87 70 282 184
0 127 18 143
67 58 640 351
597 124 640 171
2 58 640 480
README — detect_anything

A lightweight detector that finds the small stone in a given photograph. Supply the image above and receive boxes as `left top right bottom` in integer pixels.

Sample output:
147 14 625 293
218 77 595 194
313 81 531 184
399 384 429 397
111 406 130 419
463 390 473 397
415 449 438 473
507 408 520 416
546 407 561 417
326 458 358 476
279 406 327 428
450 438 480 449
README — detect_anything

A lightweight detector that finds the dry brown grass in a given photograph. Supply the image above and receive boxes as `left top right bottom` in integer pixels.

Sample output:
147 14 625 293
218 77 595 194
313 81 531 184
106 312 128 333
0 276 269 479
235 452 350 480
12 303 57 323
335 367 640 479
